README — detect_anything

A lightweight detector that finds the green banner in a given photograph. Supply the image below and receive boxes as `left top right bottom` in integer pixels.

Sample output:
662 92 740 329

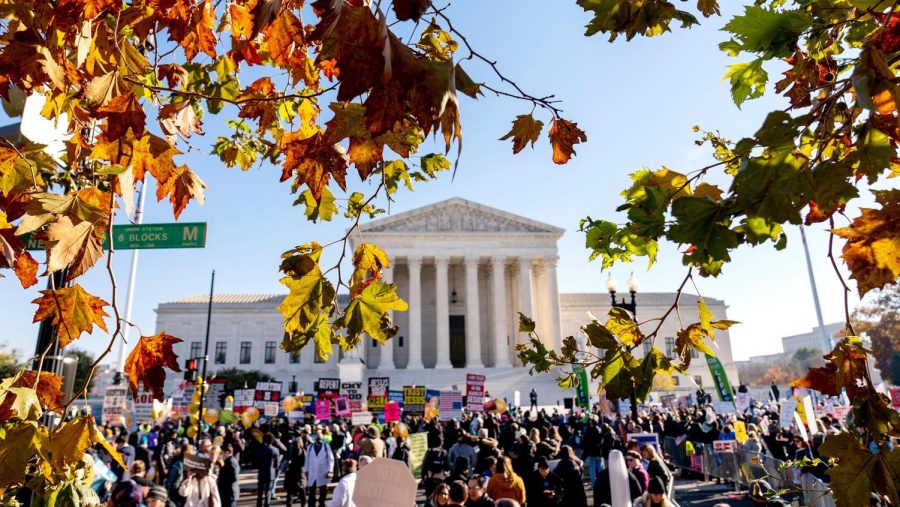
408 432 428 479
705 353 735 402
575 366 590 409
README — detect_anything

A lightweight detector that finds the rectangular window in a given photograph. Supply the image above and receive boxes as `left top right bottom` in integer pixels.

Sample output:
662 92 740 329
694 375 703 387
240 342 251 364
215 342 226 364
691 347 699 359
289 351 300 364
672 375 680 386
190 341 202 359
265 341 276 364
665 337 675 359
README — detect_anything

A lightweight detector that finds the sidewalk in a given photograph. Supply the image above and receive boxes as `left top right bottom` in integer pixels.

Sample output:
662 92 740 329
673 479 755 507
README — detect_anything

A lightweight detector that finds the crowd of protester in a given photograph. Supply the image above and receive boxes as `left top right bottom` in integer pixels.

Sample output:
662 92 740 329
84 387 898 507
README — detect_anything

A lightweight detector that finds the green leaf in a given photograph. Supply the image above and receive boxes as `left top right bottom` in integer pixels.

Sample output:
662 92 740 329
341 282 409 345
295 186 337 222
454 63 482 99
278 245 335 335
722 6 812 58
518 313 536 333
818 433 900 507
605 307 644 346
381 160 414 195
723 59 768 107
420 153 451 177
582 320 618 349
854 124 896 184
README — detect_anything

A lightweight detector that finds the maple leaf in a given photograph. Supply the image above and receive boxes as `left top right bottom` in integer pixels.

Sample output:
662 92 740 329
158 100 204 144
605 307 644 346
45 415 125 472
159 0 218 61
229 1 255 42
0 421 46 493
392 0 431 22
791 336 872 400
31 284 110 348
279 246 336 335
44 216 104 282
157 64 189 89
832 189 900 296
280 130 348 201
237 78 280 131
262 9 306 67
818 432 900 507
674 324 715 365
83 71 123 107
96 92 146 140
548 118 587 164
350 243 390 297
341 282 408 346
5 371 65 412
124 333 183 401
156 165 206 220
0 387 43 422
13 250 38 288
91 132 179 186
500 114 544 154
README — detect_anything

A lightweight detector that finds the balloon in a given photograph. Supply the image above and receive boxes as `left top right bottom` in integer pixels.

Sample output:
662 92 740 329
241 412 254 428
392 422 409 439
245 406 260 421
192 391 202 403
225 395 234 404
492 399 508 414
282 396 297 413
203 408 219 424
213 435 224 447
176 427 185 436
187 402 199 414
186 426 197 438
219 409 237 424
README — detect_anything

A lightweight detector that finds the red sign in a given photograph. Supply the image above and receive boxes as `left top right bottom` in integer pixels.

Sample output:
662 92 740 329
713 440 737 453
466 373 485 412
890 387 900 409
384 401 401 422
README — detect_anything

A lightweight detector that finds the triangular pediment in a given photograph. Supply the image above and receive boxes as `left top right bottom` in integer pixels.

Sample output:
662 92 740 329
358 198 564 235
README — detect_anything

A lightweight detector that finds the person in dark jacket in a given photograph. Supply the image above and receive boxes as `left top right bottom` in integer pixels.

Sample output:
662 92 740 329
284 431 308 507
256 433 281 507
464 476 493 507
555 446 587 507
217 444 240 507
525 457 562 507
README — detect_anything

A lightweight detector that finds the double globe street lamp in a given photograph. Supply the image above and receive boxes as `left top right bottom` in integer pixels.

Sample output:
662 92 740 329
606 272 640 419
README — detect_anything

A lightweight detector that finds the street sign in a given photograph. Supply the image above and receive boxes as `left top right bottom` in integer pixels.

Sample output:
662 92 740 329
24 222 207 250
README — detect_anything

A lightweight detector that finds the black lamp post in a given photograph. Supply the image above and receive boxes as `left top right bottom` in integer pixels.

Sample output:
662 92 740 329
607 272 640 419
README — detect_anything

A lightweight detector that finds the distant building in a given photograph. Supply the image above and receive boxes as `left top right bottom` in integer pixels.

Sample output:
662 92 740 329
89 363 117 397
782 323 843 356
157 198 740 401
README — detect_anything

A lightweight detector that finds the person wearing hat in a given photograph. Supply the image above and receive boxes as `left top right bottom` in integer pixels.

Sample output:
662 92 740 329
146 485 176 507
625 450 650 495
524 456 562 507
358 426 386 458
634 477 671 507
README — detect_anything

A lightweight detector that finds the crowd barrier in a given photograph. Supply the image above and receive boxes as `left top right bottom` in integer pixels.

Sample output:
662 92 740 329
661 437 835 507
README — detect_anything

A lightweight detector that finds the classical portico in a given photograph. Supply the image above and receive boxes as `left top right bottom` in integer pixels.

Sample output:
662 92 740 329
353 198 565 370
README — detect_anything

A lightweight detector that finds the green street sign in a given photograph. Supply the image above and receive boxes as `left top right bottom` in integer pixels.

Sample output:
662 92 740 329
24 222 207 251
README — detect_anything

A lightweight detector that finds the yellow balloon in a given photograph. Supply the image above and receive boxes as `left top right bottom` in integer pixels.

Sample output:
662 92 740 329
282 396 297 412
241 412 254 428
245 406 260 421
213 435 224 446
195 376 203 386
225 395 234 404
492 399 508 414
188 402 199 414
392 422 409 439
186 426 198 438
203 408 219 424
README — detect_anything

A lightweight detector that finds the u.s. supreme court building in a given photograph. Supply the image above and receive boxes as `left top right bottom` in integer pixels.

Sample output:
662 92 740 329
159 198 739 403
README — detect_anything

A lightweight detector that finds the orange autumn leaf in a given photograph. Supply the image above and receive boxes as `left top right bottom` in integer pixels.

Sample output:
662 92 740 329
13 251 38 288
158 100 204 144
156 165 206 219
124 333 183 401
279 130 348 202
262 9 305 67
9 371 65 412
44 215 104 283
832 189 900 296
548 118 587 165
31 284 110 347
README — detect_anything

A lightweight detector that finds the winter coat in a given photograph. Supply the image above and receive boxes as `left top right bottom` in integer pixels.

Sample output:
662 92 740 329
178 475 221 507
325 472 356 507
485 472 526 505
285 437 308 494
216 456 240 506
256 444 280 482
306 442 335 487
525 470 563 507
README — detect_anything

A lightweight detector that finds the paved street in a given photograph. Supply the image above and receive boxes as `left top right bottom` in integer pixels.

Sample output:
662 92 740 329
233 470 757 506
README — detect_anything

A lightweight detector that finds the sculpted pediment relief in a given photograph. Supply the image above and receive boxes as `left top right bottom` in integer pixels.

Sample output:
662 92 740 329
360 199 561 234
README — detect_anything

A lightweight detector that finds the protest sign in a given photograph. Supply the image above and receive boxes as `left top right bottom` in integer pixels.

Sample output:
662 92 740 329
439 391 462 420
205 378 226 410
287 410 304 423
734 420 748 443
627 433 660 451
384 401 401 422
352 458 417 507
367 377 390 412
779 399 798 428
388 389 404 405
184 454 212 474
232 388 255 414
317 378 341 400
690 454 703 472
466 374 485 412
890 387 900 409
735 393 751 413
575 366 590 409
341 381 364 412
713 440 738 453
660 394 676 409
351 411 372 426
403 386 425 416
131 388 154 424
315 399 331 420
802 395 819 434
617 399 631 415
713 400 736 415
254 381 282 416
408 432 428 479
334 396 351 417
794 412 809 442
102 385 128 426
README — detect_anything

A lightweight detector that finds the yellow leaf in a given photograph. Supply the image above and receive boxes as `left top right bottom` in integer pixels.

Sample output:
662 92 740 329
31 284 110 347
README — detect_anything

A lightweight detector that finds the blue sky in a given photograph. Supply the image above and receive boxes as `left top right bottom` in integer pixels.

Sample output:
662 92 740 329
0 1 868 365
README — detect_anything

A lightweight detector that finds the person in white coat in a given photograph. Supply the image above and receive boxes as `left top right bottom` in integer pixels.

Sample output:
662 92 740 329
326 456 372 507
307 429 335 507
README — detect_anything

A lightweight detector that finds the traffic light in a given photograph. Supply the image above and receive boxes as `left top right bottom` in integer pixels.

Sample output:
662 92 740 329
184 358 198 382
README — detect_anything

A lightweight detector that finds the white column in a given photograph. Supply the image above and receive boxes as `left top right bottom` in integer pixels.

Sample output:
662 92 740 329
464 256 483 368
434 256 452 369
544 256 563 351
380 265 396 369
407 255 424 369
491 256 512 368
517 257 534 345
